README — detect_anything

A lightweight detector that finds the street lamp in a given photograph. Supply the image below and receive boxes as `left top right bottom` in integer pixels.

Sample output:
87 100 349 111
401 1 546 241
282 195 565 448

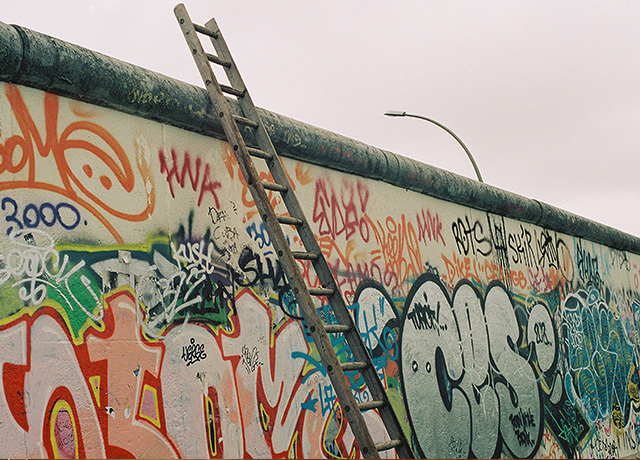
384 110 483 183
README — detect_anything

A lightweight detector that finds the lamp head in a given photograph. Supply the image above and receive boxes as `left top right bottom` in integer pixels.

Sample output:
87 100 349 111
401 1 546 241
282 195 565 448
384 110 406 117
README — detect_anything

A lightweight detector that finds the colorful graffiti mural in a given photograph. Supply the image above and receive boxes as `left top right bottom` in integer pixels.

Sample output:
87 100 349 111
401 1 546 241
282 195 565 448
0 81 640 460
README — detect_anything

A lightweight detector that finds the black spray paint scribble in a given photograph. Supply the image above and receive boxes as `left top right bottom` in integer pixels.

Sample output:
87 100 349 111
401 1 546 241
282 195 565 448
241 344 263 373
182 338 207 367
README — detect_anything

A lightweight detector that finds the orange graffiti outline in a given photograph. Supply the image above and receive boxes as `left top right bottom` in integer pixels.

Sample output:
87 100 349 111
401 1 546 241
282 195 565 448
0 84 155 243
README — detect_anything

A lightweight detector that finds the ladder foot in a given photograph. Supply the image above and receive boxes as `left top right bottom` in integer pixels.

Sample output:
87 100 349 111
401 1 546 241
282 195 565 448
324 324 351 333
375 439 403 452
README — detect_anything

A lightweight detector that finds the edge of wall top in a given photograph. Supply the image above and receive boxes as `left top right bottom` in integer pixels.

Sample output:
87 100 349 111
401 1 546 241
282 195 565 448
0 22 637 254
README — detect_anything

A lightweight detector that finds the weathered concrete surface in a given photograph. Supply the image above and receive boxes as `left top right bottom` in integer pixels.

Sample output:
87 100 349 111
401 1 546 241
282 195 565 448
0 21 639 460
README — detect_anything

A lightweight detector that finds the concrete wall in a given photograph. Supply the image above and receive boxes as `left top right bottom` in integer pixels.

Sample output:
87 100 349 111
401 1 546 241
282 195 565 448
1 24 640 459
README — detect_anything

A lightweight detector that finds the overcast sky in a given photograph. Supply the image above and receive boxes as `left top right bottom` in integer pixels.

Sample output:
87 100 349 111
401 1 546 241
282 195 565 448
5 1 640 237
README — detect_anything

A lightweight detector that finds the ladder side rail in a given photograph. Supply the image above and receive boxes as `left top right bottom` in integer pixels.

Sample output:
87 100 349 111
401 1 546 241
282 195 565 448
203 19 371 354
200 20 358 328
176 8 277 253
200 17 385 381
204 13 413 458
203 21 411 452
175 6 382 458
176 6 413 457
204 17 306 221
327 297 414 458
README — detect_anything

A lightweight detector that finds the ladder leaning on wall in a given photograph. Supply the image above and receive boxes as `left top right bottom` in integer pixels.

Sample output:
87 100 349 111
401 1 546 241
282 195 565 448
174 4 414 459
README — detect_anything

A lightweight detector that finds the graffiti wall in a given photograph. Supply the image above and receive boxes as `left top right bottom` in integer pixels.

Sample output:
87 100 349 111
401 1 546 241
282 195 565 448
0 79 639 459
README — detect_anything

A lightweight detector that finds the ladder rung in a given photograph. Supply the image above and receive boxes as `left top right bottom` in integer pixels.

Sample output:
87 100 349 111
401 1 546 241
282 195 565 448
358 400 385 412
233 114 259 128
247 147 273 160
341 361 368 372
205 52 231 68
220 84 245 97
291 251 319 260
193 23 218 39
262 181 288 193
276 215 303 226
324 324 351 334
308 287 334 296
375 439 403 452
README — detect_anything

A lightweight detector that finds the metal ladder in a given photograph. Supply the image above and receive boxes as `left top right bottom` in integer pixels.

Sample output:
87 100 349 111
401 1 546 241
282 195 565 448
174 4 413 459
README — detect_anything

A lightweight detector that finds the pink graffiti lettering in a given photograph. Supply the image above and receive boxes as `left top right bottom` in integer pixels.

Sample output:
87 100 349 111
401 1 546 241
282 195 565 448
312 177 370 242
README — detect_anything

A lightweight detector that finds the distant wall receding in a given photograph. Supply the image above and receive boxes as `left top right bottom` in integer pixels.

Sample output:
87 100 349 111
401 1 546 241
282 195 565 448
0 22 640 460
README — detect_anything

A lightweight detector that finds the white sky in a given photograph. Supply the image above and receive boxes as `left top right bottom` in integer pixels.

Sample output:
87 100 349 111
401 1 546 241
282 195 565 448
5 1 640 237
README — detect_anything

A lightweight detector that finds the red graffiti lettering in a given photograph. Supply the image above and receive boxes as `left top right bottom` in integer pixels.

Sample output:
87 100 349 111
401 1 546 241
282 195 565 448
158 149 221 208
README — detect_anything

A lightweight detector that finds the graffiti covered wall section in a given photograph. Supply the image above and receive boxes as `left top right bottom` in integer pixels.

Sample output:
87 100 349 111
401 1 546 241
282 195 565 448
0 81 639 459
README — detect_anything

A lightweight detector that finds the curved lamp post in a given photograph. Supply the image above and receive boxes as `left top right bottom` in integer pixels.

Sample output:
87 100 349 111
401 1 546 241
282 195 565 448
384 110 483 183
